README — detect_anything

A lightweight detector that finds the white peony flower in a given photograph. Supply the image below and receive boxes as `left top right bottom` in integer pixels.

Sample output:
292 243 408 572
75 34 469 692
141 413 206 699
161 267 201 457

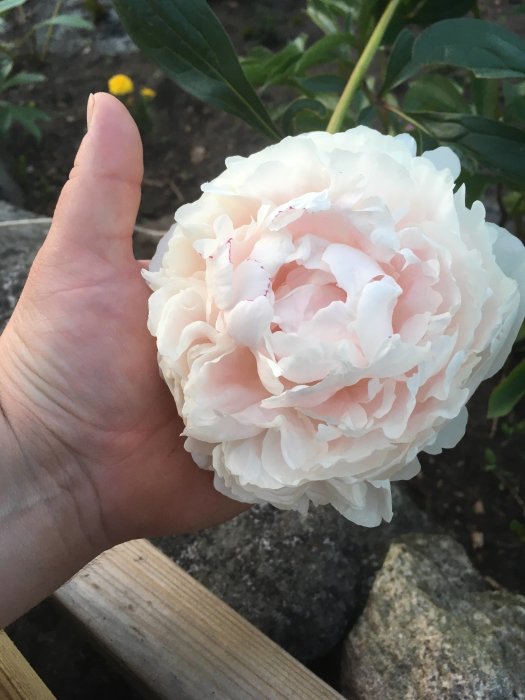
144 126 525 526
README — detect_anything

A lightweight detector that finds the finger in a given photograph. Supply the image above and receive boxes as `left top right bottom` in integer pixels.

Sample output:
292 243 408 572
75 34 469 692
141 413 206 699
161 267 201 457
44 92 143 270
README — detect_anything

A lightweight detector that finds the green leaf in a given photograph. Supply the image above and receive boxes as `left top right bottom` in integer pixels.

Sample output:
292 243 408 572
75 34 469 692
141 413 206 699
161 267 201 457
356 0 381 40
240 46 272 87
0 0 27 14
241 37 305 89
461 173 496 207
472 77 499 119
0 102 49 139
510 520 525 545
404 75 468 113
381 28 415 92
409 112 525 186
0 103 12 134
294 74 346 96
305 0 350 35
0 57 13 80
488 358 525 418
401 0 476 24
3 71 46 90
411 18 525 79
280 98 329 135
503 81 525 125
357 103 376 127
36 14 94 30
295 33 355 73
503 191 525 217
370 0 475 45
113 0 279 140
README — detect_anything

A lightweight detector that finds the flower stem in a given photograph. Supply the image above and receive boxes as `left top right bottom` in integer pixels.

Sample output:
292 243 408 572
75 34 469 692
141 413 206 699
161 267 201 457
326 0 403 134
382 102 431 136
40 0 65 62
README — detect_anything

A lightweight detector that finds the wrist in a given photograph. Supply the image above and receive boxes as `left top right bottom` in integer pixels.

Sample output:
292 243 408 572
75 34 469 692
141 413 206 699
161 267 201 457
0 378 108 627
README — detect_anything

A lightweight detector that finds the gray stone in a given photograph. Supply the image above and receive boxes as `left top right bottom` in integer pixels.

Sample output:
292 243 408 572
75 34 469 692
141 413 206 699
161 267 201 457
0 201 48 331
341 534 525 700
1 1 137 57
0 158 23 206
154 486 436 663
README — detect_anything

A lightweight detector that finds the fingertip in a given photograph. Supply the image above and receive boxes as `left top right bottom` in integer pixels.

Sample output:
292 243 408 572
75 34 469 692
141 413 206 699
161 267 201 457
74 92 144 185
86 92 95 128
47 92 144 267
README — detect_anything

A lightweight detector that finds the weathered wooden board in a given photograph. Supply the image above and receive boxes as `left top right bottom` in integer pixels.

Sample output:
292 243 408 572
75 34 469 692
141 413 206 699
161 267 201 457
55 539 343 700
0 630 56 700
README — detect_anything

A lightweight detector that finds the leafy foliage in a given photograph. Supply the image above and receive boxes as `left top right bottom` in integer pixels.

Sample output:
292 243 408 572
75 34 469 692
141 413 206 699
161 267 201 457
408 18 525 79
113 0 279 139
488 357 525 418
111 0 525 208
0 0 93 60
0 0 26 13
407 112 525 186
37 14 94 30
0 58 49 139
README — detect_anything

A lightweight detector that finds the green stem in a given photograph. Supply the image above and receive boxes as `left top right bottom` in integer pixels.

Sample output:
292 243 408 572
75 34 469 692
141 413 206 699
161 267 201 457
40 0 64 62
383 102 431 135
326 0 402 134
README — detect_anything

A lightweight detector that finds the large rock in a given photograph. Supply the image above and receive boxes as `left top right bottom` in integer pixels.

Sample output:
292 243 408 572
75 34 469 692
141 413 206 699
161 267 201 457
155 486 435 663
341 534 525 699
0 201 48 330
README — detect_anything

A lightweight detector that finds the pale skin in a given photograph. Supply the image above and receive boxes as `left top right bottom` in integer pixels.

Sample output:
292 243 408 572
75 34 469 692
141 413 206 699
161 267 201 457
0 93 246 629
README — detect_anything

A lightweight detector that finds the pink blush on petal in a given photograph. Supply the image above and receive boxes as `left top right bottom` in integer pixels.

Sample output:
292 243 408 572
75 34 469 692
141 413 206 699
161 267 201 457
205 346 268 414
305 284 346 319
274 283 345 333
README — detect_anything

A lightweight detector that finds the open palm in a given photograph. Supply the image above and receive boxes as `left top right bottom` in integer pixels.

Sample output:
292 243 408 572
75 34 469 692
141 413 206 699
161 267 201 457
0 94 244 546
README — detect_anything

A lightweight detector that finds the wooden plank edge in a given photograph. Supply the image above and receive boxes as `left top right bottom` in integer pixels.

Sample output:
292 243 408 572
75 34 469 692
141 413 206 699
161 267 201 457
0 630 56 700
54 539 344 700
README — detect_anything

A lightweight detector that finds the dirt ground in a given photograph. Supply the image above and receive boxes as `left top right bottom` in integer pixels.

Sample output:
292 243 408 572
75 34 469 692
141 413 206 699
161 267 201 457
3 0 524 696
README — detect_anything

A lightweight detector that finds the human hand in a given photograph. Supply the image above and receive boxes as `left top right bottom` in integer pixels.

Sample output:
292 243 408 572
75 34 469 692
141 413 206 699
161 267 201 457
0 93 246 608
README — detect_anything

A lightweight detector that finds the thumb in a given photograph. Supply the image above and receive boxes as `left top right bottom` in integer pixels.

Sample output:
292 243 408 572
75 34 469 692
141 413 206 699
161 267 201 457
44 92 143 269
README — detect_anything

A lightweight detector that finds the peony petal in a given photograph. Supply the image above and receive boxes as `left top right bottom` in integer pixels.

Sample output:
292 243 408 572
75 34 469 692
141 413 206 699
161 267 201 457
250 232 295 275
322 244 384 298
207 240 233 309
355 277 402 361
424 406 468 455
145 124 525 529
226 296 273 348
422 146 461 180
324 478 393 526
269 188 331 231
391 457 421 481
149 224 176 273
483 223 525 377
231 259 272 306
279 414 320 470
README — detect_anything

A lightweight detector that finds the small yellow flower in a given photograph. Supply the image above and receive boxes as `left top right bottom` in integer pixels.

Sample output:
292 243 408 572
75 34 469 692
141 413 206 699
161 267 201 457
108 74 134 96
140 87 157 100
